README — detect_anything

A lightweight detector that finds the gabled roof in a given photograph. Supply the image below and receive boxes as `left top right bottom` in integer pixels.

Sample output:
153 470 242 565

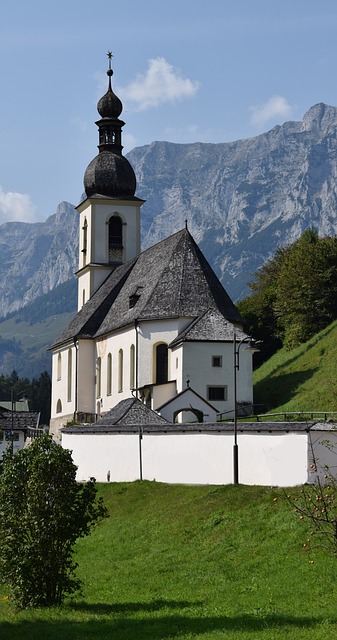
156 385 218 413
53 228 243 348
1 411 40 430
62 398 169 432
170 308 248 347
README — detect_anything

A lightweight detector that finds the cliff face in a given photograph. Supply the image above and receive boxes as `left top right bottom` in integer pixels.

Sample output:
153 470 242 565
0 201 78 317
2 102 337 324
128 102 337 298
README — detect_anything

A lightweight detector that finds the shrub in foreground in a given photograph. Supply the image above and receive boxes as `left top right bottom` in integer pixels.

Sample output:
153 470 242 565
0 434 108 608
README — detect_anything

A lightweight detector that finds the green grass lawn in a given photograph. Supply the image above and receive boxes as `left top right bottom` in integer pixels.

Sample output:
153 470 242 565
253 319 337 414
1 481 337 639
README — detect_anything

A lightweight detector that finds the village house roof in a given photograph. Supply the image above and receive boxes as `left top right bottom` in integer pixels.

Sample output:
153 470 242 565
52 228 243 348
0 411 40 431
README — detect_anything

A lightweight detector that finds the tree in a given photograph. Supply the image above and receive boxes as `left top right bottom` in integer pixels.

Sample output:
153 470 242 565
238 228 337 358
274 229 337 348
0 434 108 608
287 436 337 555
0 369 52 425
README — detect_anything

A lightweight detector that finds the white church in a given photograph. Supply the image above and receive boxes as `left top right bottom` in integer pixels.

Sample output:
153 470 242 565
49 55 254 441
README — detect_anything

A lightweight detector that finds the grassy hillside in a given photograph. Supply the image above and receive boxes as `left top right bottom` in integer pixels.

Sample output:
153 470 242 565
253 319 337 414
1 482 336 639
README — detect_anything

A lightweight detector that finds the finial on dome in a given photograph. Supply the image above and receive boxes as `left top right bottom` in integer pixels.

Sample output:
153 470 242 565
107 51 113 88
83 53 136 198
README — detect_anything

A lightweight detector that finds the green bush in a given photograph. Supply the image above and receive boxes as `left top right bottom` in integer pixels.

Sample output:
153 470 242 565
0 434 108 608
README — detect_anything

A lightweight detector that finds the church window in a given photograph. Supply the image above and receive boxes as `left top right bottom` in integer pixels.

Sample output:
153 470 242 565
82 289 86 306
96 357 102 398
82 218 88 267
108 215 123 263
67 349 72 402
130 344 135 389
107 353 112 395
155 343 168 384
82 218 88 252
57 353 62 381
212 356 222 367
118 349 123 392
56 399 62 414
207 386 228 402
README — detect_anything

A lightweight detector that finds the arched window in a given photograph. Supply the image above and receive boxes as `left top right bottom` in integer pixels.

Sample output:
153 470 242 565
56 399 62 414
96 357 101 398
118 349 123 392
82 217 88 266
57 353 62 381
67 348 72 402
130 344 135 389
108 215 123 263
107 353 112 396
155 343 168 384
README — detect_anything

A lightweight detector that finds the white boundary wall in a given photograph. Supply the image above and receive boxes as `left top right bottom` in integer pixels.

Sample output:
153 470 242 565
62 429 309 487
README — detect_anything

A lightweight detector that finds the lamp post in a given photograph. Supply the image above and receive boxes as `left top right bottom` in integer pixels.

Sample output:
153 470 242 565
233 332 259 484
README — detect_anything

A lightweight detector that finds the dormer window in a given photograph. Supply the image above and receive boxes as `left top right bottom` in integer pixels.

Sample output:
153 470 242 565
129 293 140 308
129 286 143 309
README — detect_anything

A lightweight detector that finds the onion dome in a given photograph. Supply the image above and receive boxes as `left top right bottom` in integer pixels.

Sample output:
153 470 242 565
84 52 136 198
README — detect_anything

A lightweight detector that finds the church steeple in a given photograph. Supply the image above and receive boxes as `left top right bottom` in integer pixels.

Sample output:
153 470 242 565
84 53 136 199
76 54 143 312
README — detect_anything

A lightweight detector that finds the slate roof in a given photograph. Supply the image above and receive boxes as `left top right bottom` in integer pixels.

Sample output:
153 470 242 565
62 397 169 432
61 419 315 435
0 411 40 430
52 228 243 348
156 385 218 412
170 308 248 347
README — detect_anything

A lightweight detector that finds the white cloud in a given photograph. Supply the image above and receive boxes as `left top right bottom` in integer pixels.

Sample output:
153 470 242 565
122 132 137 153
250 95 293 128
0 186 38 223
119 57 200 111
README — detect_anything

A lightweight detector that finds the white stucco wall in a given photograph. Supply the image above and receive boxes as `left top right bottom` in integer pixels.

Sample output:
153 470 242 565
77 340 96 414
137 318 191 387
63 432 140 482
237 432 308 486
76 199 142 311
182 342 253 416
77 199 141 266
62 429 309 487
158 389 218 423
51 343 76 419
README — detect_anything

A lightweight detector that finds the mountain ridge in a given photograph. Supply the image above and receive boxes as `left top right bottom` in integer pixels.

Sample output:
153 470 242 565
2 102 337 375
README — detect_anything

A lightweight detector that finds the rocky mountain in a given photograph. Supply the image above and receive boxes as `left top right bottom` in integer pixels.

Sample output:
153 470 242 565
2 102 337 328
129 102 337 299
0 201 78 318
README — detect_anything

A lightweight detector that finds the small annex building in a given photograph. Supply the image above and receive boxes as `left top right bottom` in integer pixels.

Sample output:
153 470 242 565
49 55 256 443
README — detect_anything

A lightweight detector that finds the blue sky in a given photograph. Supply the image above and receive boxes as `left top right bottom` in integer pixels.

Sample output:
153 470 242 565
1 0 337 222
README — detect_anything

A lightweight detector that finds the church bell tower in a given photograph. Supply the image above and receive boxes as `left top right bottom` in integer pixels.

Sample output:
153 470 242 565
76 53 144 311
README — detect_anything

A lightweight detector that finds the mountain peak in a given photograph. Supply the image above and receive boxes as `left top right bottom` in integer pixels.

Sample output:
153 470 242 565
302 103 337 133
